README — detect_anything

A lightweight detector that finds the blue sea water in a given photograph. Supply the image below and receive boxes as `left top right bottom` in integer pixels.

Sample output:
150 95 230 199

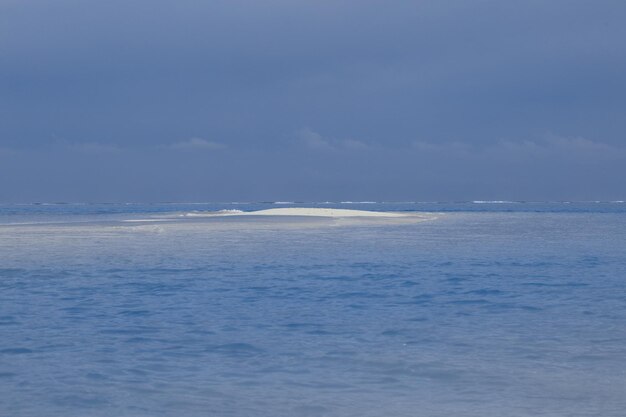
1 202 625 416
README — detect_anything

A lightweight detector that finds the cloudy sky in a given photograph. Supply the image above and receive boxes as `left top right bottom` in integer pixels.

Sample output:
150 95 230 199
1 0 625 202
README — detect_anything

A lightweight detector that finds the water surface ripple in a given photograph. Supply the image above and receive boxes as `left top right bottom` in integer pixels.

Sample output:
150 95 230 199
1 205 625 416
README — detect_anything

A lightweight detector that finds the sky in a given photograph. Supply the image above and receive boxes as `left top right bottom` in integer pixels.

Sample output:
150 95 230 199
1 0 625 202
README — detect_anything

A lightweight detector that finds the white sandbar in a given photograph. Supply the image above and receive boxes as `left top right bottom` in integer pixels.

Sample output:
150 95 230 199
238 208 411 217
126 207 436 225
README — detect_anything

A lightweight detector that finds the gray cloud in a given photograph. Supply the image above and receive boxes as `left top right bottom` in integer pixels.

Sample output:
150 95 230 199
297 128 371 151
165 138 226 151
412 135 626 160
1 0 625 201
66 142 122 154
0 134 624 202
0 146 16 156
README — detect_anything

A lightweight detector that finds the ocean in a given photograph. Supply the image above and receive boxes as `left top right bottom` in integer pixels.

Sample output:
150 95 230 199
1 202 625 416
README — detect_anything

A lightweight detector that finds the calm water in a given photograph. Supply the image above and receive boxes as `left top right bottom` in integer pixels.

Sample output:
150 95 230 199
1 203 625 416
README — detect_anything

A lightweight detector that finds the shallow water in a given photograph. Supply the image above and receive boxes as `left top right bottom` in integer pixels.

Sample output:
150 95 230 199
1 204 625 416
